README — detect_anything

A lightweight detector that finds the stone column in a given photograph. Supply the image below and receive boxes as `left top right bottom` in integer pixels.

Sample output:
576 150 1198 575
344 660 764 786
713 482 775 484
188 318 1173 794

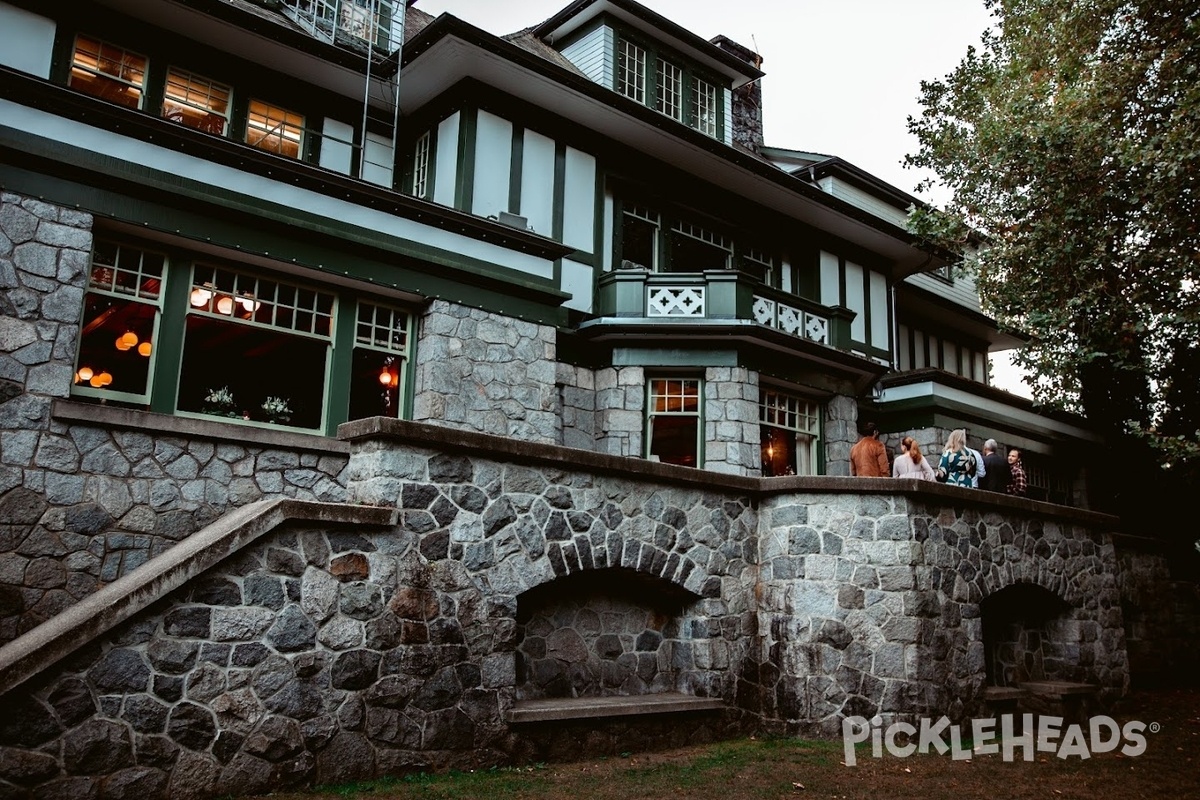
703 367 760 476
411 300 560 444
593 366 644 457
823 395 857 476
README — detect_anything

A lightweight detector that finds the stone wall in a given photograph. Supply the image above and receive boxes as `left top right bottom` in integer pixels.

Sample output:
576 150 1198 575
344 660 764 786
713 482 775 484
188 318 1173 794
750 492 1128 736
0 407 350 644
411 301 559 444
1118 546 1200 686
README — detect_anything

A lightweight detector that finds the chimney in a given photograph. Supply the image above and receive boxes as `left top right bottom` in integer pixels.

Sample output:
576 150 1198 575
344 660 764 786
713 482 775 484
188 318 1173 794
710 35 764 154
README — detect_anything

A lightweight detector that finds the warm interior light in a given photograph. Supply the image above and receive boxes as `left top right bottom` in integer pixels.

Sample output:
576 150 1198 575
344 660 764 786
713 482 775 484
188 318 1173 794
138 341 152 357
190 287 212 307
97 371 113 386
89 374 103 387
378 370 393 386
236 296 261 313
216 295 235 315
77 366 94 381
120 331 139 348
115 335 131 351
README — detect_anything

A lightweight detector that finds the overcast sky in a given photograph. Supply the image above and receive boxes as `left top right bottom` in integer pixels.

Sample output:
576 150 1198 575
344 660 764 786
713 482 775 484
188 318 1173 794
409 0 1029 395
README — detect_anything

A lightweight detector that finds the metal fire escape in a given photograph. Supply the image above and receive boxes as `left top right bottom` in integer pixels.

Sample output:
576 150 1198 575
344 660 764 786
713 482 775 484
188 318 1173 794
278 0 406 186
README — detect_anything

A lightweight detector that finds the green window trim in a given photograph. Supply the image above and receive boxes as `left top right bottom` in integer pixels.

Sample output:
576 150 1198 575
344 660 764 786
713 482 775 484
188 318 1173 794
611 30 727 140
73 235 417 437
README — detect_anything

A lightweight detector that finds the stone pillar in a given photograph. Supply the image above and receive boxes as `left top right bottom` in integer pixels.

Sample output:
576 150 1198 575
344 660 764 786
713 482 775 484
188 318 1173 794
593 366 644 457
411 300 560 444
822 395 857 476
555 362 597 451
704 367 760 476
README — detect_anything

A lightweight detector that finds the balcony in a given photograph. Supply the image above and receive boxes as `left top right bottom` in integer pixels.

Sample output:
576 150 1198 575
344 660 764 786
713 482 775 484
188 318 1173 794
593 268 855 350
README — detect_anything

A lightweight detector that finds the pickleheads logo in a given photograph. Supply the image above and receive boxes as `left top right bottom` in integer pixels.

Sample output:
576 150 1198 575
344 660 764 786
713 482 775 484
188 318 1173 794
841 714 1151 766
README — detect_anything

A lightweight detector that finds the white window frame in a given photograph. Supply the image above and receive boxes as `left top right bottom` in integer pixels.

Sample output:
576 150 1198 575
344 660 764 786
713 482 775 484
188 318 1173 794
646 377 703 467
655 58 683 121
691 77 719 138
618 40 647 104
759 390 822 476
411 131 431 198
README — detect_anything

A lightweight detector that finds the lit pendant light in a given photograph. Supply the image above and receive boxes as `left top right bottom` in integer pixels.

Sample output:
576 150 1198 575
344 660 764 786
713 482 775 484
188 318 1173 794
216 295 235 315
97 371 113 386
77 366 94 382
190 286 213 307
137 341 152 357
120 331 139 348
115 335 131 351
236 295 261 313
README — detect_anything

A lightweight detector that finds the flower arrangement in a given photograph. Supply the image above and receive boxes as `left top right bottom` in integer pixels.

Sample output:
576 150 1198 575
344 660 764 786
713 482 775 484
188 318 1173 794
261 395 292 424
202 386 239 418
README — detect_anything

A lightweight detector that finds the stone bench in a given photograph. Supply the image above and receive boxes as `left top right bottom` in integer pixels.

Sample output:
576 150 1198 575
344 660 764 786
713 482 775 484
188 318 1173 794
506 693 726 724
1016 681 1100 723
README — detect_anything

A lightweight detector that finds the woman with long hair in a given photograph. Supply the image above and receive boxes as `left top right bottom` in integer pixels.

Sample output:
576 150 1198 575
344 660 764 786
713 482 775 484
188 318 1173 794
892 436 935 480
936 428 977 487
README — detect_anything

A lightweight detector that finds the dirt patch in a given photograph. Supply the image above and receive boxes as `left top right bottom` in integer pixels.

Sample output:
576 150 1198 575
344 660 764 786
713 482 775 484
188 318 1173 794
262 687 1200 800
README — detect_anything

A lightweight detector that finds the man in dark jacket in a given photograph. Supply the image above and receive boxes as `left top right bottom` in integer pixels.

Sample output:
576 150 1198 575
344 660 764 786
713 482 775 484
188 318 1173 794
980 439 1010 492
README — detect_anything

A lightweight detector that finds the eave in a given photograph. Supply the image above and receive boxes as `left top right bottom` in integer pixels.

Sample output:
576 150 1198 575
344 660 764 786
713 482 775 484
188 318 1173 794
401 17 953 281
531 0 764 87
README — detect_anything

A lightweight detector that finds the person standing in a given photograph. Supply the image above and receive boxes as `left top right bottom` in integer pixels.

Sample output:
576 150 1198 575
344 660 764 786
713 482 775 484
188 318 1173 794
936 429 976 487
1006 447 1028 497
980 439 1010 492
849 422 889 477
892 436 936 480
966 441 986 488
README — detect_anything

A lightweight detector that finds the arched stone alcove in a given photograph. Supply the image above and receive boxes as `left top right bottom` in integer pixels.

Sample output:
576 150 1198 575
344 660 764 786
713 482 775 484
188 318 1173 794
981 581 1079 686
515 567 703 699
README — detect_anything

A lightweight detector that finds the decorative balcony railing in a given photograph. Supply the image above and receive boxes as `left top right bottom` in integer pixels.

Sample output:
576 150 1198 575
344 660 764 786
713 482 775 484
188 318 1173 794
751 296 830 345
595 268 854 351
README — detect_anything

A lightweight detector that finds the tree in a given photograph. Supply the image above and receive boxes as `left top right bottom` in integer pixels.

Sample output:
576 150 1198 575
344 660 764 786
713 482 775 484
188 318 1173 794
905 0 1200 536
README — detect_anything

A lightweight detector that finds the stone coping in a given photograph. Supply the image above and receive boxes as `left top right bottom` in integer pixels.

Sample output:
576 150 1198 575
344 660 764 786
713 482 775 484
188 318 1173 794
337 417 1121 528
983 686 1029 702
0 499 396 696
506 693 726 723
52 399 352 455
1017 681 1100 698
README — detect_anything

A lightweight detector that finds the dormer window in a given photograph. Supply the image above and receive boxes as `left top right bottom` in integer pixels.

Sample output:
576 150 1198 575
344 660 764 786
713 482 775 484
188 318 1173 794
618 40 647 104
611 34 725 140
69 35 146 110
655 58 683 121
692 78 719 138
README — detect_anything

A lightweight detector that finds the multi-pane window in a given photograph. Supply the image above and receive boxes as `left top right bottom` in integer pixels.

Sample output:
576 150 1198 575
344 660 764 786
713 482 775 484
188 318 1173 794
669 220 731 272
618 40 647 104
74 240 165 402
162 69 231 135
759 390 821 476
349 302 411 420
411 131 431 198
692 78 719 138
69 35 147 110
647 378 702 467
246 99 305 159
655 58 683 121
620 205 660 270
179 265 334 428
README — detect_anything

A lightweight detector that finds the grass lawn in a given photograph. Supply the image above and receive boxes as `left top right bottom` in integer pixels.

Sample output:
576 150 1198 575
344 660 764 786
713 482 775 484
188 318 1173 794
258 686 1199 800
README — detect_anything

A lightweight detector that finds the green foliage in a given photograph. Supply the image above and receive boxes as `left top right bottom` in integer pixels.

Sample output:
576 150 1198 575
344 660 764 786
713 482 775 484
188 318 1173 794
906 0 1200 506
